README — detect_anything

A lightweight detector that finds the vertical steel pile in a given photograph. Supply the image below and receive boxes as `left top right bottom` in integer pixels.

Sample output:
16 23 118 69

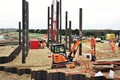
71 74 86 80
51 5 54 43
56 2 59 43
47 7 50 47
65 11 68 49
19 22 21 45
26 1 29 56
69 21 72 51
22 0 26 63
59 0 62 43
31 70 47 80
22 0 29 63
79 8 82 55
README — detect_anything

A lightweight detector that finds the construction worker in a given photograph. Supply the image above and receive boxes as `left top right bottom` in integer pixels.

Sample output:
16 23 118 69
109 41 115 54
39 41 45 49
118 41 120 53
90 36 96 57
87 36 96 61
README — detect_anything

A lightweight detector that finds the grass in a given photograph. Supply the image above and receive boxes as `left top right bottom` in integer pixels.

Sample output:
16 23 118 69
9 31 45 38
29 33 45 37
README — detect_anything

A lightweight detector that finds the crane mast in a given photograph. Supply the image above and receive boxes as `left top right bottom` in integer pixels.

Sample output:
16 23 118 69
52 0 58 30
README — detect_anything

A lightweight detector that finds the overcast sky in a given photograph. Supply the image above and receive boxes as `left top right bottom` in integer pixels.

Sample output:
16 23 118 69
0 0 120 30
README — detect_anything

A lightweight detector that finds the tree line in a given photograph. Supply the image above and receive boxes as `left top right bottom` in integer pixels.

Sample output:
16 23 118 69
17 29 120 37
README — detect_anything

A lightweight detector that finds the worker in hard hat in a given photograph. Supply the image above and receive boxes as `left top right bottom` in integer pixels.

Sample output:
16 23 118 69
90 36 96 57
109 41 115 54
87 36 96 61
118 41 120 53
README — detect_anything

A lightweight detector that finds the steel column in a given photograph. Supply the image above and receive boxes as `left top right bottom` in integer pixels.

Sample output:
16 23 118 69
19 22 21 45
22 0 26 63
56 2 59 43
47 7 50 47
60 0 62 43
26 1 29 56
79 8 82 56
51 5 53 43
65 11 68 49
69 21 72 52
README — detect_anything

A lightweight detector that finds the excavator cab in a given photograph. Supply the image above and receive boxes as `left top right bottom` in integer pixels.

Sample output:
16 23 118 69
50 43 69 68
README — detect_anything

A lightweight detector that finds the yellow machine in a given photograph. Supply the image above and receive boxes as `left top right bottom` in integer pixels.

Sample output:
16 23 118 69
106 33 115 41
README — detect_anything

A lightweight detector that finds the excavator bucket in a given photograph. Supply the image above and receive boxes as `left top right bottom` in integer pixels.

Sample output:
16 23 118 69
66 63 75 68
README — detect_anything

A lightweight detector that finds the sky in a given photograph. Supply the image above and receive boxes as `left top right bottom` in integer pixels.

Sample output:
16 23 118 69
0 0 120 30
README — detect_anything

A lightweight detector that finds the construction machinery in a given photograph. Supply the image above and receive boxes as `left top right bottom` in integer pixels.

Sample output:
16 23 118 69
49 37 97 68
106 33 115 41
49 43 75 68
49 41 84 68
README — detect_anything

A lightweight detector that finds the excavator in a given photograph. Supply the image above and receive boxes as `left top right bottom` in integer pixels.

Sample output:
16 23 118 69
50 43 74 68
49 40 84 68
49 39 96 68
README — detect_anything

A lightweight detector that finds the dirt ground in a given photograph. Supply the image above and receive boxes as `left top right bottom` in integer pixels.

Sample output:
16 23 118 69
0 41 120 79
0 45 18 57
0 71 31 80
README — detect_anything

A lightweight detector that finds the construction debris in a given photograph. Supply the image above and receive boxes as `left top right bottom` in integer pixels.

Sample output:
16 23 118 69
93 60 120 71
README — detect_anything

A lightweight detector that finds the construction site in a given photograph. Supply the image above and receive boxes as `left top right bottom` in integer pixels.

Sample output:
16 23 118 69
0 0 120 80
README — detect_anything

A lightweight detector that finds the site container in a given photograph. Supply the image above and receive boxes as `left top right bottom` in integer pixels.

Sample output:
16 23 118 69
30 39 39 49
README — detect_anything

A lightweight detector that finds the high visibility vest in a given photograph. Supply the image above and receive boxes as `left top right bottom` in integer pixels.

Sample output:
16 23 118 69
110 41 115 48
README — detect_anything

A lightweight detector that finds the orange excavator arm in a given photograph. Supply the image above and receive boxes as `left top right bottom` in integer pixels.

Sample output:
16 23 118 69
68 40 87 62
68 41 81 62
71 41 81 52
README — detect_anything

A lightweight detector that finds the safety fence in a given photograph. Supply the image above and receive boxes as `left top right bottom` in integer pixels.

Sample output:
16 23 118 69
0 66 117 80
0 45 21 64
